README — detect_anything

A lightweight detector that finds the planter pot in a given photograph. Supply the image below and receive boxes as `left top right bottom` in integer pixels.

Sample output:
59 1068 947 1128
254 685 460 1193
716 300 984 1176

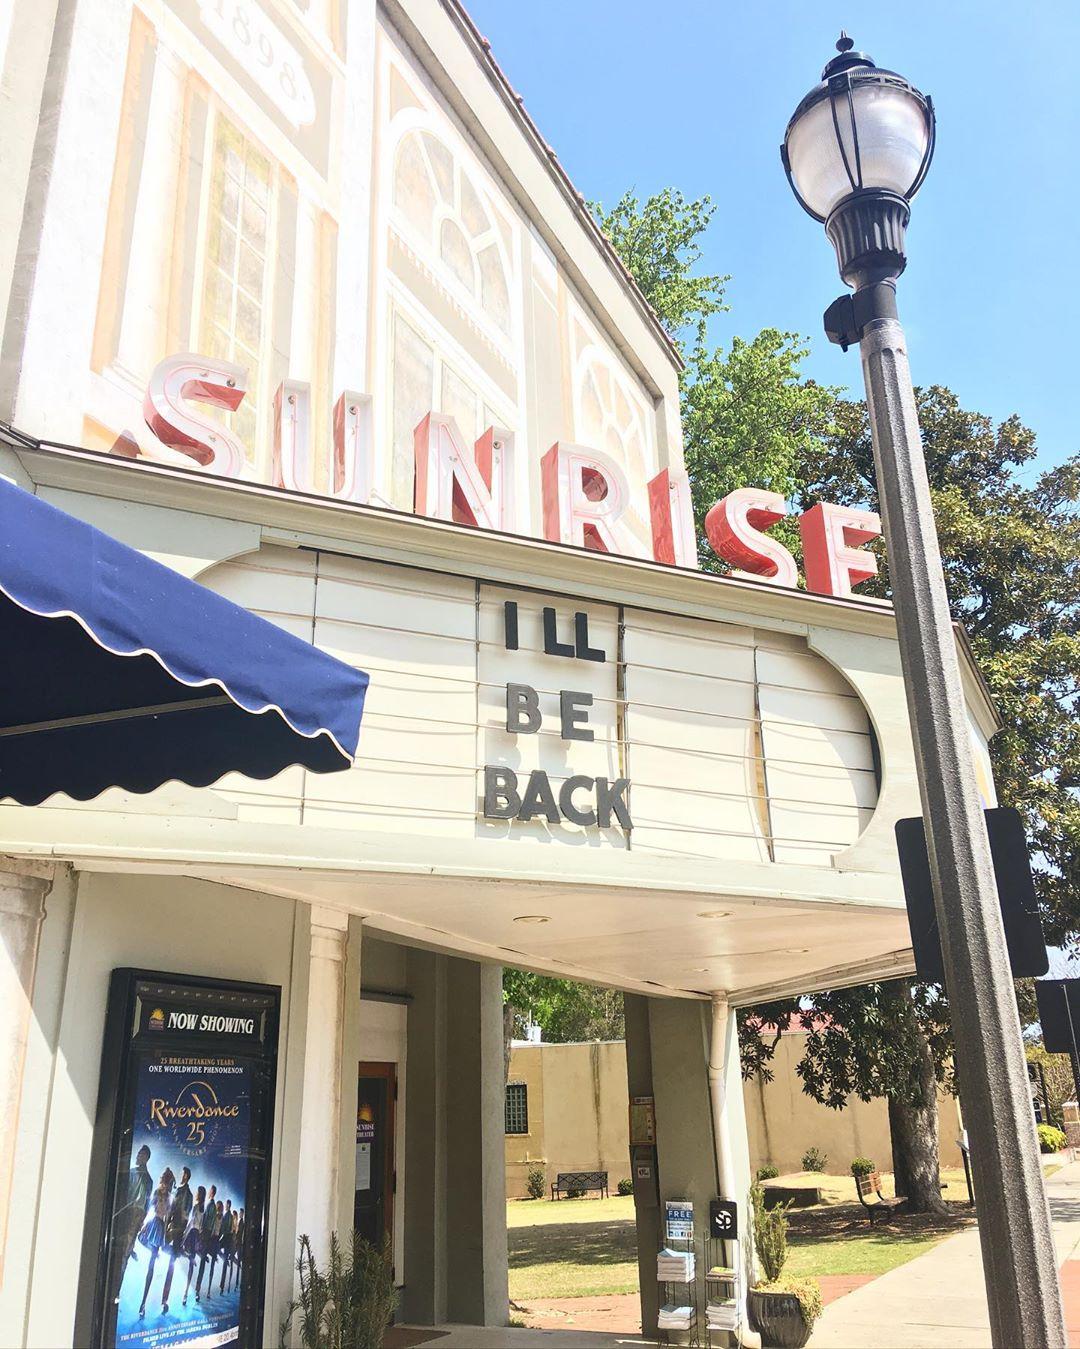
748 1288 814 1349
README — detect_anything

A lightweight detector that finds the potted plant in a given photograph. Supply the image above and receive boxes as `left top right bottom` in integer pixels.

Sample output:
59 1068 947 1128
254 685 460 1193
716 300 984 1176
280 1231 396 1349
746 1182 823 1348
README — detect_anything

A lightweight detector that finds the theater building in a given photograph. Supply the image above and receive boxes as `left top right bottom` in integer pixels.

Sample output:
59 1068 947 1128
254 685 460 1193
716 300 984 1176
0 0 999 1344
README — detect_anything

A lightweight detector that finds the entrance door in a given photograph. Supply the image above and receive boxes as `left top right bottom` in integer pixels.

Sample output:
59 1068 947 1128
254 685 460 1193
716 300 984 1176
355 1062 395 1252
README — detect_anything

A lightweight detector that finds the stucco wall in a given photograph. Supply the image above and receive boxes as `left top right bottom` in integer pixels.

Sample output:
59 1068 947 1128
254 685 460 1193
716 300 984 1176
505 1041 629 1198
504 1034 964 1200
744 1031 964 1173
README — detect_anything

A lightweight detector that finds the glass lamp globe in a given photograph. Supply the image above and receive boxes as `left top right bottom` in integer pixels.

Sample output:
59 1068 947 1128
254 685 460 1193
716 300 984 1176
782 34 935 225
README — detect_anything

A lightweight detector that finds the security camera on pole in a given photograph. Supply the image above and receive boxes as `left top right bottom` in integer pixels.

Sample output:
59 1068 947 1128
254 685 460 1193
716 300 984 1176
781 34 1064 1345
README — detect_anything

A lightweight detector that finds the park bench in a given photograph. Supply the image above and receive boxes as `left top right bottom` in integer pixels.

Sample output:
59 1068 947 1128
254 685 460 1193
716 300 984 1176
550 1170 609 1200
855 1170 899 1226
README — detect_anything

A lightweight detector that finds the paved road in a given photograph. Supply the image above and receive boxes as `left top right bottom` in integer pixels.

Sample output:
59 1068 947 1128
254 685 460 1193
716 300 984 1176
808 1157 1080 1348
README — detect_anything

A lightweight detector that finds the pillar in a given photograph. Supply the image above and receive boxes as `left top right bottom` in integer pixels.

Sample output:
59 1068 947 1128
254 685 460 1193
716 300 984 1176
401 951 507 1327
295 905 351 1260
0 858 53 1279
627 993 758 1345
624 993 660 1337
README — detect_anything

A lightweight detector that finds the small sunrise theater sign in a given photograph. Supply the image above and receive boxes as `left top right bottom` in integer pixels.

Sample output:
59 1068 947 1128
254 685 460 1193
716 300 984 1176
140 355 884 598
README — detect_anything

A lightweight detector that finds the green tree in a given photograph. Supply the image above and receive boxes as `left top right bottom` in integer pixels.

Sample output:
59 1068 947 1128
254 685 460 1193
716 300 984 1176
740 983 954 1213
796 391 1080 942
595 185 1080 1210
593 190 838 548
502 970 624 1080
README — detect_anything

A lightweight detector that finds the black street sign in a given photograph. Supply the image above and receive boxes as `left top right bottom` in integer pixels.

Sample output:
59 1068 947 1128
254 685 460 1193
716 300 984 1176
895 806 1048 983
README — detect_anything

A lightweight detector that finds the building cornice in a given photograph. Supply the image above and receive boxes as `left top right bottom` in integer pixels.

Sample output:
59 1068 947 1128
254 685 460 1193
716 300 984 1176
2 430 1001 732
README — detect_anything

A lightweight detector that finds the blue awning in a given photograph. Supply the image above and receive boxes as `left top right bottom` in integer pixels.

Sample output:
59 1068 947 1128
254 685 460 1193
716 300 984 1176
0 479 368 805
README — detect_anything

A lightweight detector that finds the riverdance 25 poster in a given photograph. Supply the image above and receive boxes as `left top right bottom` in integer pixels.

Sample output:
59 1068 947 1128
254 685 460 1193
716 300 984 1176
112 1049 253 1348
91 973 279 1349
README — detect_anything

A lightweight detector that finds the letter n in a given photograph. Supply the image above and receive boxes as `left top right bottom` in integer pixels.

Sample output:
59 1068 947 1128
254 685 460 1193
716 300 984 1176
414 413 515 531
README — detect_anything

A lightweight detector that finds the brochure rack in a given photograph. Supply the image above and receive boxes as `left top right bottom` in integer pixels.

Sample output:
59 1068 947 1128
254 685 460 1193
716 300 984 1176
703 1229 741 1345
657 1201 699 1345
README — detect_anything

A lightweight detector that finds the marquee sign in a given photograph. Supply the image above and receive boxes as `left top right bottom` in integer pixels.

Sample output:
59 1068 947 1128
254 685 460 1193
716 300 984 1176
483 600 631 830
139 354 882 599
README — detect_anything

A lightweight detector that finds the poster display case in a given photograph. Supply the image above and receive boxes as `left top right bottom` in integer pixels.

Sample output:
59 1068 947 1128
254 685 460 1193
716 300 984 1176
81 969 280 1349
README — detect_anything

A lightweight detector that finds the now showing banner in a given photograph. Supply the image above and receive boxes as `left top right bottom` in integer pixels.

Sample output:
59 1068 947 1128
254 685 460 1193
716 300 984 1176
84 971 280 1349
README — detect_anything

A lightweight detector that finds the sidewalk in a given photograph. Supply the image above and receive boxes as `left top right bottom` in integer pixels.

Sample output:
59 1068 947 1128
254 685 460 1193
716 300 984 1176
808 1157 1080 1348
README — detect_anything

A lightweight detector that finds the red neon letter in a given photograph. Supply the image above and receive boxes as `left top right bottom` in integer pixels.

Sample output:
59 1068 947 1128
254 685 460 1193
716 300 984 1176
414 413 515 531
540 443 647 556
331 392 375 504
272 379 311 492
704 487 798 587
143 354 248 477
800 502 881 597
648 468 698 567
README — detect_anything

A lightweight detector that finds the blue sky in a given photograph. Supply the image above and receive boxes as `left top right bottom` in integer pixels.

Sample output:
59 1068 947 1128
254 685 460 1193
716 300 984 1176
467 1 1079 475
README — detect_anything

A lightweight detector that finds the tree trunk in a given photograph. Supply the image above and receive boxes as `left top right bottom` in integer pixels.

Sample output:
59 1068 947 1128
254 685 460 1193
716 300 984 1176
887 997 948 1214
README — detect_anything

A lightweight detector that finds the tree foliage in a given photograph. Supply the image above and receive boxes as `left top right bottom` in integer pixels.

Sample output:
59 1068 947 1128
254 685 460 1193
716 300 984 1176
594 190 838 553
502 969 625 1043
796 393 1080 943
593 185 1080 1198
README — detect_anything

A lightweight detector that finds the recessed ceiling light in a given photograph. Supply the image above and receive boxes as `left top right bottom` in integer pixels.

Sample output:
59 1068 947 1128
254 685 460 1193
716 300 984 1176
691 967 710 973
513 914 551 924
696 910 732 920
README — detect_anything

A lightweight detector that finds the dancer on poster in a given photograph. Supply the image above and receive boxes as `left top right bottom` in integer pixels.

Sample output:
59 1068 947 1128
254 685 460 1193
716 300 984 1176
109 1051 254 1349
160 1166 193 1313
136 1167 175 1318
179 1184 206 1308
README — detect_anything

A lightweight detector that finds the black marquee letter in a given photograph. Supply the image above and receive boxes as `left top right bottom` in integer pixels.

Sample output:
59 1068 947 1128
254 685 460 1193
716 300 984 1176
506 683 542 734
559 775 597 826
484 766 520 818
559 690 594 742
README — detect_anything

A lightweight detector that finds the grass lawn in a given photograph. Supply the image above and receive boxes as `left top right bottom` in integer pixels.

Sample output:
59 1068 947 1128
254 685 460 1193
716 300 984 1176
506 1170 981 1299
508 1194 638 1299
781 1167 976 1278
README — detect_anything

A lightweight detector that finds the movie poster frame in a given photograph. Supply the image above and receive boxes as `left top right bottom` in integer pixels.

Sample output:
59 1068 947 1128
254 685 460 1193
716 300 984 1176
77 968 281 1349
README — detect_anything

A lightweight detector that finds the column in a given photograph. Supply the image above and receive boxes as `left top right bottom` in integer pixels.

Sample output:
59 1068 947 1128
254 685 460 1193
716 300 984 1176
113 45 186 385
708 995 758 1347
0 859 54 1278
624 993 660 1337
402 951 508 1327
630 995 757 1344
295 905 350 1260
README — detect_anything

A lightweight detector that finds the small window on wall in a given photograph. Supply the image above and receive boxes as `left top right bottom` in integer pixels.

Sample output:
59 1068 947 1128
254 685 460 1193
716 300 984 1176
505 1081 528 1135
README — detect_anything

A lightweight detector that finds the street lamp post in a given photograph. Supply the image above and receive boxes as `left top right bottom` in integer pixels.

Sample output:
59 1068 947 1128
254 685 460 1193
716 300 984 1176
782 35 1065 1346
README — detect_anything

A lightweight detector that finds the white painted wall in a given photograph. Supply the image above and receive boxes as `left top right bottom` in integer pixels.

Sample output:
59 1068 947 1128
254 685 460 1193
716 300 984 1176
6 872 303 1349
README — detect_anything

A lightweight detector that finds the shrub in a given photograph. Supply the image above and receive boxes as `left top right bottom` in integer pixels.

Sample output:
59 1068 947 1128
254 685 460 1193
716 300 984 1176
801 1146 827 1173
566 1186 586 1199
756 1165 780 1181
280 1231 396 1349
756 1275 824 1326
749 1180 789 1284
617 1177 634 1196
1038 1124 1067 1154
525 1165 546 1200
850 1157 875 1177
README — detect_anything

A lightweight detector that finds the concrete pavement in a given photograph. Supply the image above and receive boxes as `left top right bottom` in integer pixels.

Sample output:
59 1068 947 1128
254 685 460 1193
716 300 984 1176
387 1161 1080 1348
808 1157 1080 1347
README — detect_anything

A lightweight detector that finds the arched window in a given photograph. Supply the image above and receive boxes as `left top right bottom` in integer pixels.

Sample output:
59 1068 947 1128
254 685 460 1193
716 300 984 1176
576 351 650 487
392 127 512 335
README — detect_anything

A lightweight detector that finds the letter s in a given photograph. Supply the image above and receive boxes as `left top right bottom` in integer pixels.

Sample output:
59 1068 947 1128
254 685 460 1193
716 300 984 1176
143 353 249 478
704 487 798 587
